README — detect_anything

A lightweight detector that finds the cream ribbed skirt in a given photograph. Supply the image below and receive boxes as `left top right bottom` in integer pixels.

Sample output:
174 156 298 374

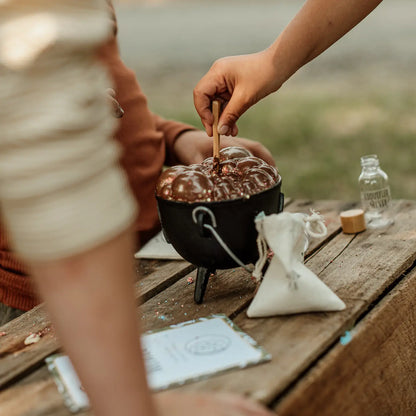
0 1 137 261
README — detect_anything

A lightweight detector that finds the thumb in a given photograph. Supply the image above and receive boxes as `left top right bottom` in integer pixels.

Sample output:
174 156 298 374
217 91 252 136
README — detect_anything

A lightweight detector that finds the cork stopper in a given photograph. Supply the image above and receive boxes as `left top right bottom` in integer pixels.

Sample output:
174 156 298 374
340 209 366 234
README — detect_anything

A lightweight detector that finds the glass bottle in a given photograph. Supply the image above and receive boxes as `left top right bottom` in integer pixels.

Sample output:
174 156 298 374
358 154 393 229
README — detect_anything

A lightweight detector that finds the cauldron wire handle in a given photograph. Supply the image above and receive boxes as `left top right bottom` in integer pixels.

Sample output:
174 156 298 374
191 206 217 227
191 206 253 274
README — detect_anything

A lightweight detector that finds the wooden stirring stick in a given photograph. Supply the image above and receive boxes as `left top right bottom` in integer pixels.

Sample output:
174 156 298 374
212 100 221 173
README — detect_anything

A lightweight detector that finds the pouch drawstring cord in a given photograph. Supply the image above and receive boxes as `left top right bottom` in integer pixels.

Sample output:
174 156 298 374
304 209 327 239
252 222 268 283
252 210 327 283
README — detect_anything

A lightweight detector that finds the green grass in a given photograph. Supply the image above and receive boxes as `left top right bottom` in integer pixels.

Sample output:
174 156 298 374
146 79 416 201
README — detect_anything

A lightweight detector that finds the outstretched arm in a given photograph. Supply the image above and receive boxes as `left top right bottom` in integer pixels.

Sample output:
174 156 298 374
194 0 383 137
29 233 156 416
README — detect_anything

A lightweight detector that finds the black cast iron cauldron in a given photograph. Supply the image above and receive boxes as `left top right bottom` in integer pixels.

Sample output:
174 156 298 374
156 178 284 303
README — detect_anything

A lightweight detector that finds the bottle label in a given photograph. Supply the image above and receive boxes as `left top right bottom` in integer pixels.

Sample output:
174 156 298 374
360 187 391 210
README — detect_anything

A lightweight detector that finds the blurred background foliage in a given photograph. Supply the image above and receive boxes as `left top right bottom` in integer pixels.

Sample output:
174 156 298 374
114 0 416 201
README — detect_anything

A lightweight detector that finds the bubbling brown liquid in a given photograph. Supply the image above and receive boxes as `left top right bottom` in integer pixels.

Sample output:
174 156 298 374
156 146 279 203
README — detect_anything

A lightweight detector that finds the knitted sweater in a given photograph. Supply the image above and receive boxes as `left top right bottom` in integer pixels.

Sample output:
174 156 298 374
0 29 195 311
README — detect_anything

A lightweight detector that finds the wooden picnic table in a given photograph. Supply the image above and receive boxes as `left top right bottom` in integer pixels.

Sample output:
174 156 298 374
1 199 416 416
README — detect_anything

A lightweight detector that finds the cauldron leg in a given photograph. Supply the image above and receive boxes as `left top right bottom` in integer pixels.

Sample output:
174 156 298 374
194 267 212 304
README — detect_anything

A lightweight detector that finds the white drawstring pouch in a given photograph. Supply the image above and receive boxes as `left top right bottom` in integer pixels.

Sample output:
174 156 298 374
247 211 346 318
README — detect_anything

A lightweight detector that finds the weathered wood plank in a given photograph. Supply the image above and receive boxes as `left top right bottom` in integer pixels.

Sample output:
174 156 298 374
134 260 195 302
323 200 416 303
178 200 416 404
275 266 416 416
0 260 194 389
0 202 352 414
0 198 298 390
0 200 345 414
139 266 256 331
0 266 259 415
0 268 258 414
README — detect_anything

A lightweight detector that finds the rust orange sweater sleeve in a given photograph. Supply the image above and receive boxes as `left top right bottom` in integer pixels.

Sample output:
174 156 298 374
98 38 195 242
152 114 196 166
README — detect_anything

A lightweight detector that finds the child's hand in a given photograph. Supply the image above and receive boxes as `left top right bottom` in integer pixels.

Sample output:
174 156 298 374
106 88 124 118
193 50 280 138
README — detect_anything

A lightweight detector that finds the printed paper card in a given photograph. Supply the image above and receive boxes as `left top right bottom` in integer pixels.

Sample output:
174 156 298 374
46 314 271 413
